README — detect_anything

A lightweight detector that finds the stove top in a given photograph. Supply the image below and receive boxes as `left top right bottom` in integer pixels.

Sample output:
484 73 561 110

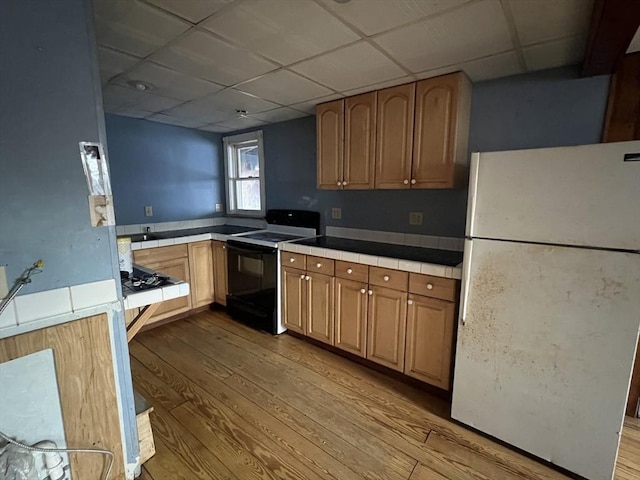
240 232 308 243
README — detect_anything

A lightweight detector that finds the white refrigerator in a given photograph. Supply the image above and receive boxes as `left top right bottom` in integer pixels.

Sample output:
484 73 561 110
452 141 640 480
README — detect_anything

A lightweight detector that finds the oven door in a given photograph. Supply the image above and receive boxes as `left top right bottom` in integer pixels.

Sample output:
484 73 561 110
225 240 277 319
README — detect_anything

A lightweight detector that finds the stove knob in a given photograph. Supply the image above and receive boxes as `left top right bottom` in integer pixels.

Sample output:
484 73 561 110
347 268 353 274
383 275 390 282
316 262 322 268
426 283 434 290
360 288 366 294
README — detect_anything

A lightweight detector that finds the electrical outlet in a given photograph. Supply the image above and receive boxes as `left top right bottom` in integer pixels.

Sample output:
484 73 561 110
409 212 423 225
331 208 342 219
144 205 153 217
0 266 8 299
215 203 223 212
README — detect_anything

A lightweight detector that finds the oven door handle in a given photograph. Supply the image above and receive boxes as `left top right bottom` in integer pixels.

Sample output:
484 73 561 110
225 240 277 255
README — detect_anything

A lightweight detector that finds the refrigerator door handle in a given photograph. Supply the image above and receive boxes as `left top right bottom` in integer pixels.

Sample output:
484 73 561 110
459 239 473 326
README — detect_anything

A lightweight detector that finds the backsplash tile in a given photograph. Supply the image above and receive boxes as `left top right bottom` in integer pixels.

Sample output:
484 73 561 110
0 302 17 330
15 288 73 324
325 226 464 252
69 279 118 311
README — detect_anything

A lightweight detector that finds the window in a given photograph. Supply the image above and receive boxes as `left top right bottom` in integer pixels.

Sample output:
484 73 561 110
223 131 266 216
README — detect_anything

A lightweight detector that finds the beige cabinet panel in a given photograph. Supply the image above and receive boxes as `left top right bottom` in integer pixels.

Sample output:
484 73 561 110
344 92 376 189
405 294 455 390
188 241 215 308
306 273 334 345
212 241 228 306
366 286 407 371
282 266 306 335
375 83 415 189
334 277 368 357
317 99 344 189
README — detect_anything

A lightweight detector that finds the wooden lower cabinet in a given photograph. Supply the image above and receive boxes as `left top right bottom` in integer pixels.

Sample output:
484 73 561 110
306 273 334 345
188 241 215 308
334 277 368 357
212 241 228 306
282 266 306 334
144 257 192 324
366 286 408 372
404 294 456 389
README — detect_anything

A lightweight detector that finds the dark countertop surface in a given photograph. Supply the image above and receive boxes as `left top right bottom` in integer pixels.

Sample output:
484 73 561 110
293 236 463 266
122 225 260 242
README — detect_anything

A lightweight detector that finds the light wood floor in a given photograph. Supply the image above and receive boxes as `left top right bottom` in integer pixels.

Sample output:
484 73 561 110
131 310 640 480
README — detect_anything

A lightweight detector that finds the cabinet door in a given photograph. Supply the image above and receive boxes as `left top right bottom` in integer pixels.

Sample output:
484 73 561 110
412 74 458 188
144 257 192 324
405 294 455 390
375 83 415 189
306 273 334 345
317 99 344 189
366 286 408 371
335 277 368 357
344 92 376 189
188 241 215 308
212 241 228 306
282 266 306 334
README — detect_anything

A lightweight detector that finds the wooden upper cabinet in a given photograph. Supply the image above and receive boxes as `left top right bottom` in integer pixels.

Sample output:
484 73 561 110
317 99 344 189
413 72 471 188
344 92 376 189
375 83 415 189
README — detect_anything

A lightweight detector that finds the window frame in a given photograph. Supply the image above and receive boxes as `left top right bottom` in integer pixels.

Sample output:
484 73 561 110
223 130 266 217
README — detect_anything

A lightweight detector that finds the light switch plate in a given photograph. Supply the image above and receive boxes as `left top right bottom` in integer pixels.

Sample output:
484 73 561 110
215 203 223 212
0 266 8 299
331 208 342 219
409 212 423 225
144 205 153 217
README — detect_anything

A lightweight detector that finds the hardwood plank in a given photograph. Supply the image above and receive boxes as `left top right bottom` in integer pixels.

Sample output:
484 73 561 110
130 356 185 410
0 314 124 480
409 459 480 480
143 437 212 480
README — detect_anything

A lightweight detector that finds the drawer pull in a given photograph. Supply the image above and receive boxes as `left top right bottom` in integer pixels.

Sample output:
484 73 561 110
383 275 390 282
316 262 322 268
368 290 373 296
426 283 434 290
360 288 366 294
408 299 414 305
347 268 353 274
289 258 295 263
305 275 310 281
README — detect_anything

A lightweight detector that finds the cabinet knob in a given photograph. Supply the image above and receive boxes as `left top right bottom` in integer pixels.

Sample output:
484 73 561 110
300 274 305 279
222 245 226 250
347 268 353 274
408 299 414 305
342 181 348 186
305 275 310 281
316 262 322 268
410 179 416 185
337 181 342 186
360 288 366 294
426 283 434 290
289 257 295 263
403 179 409 185
383 275 390 282
368 289 373 295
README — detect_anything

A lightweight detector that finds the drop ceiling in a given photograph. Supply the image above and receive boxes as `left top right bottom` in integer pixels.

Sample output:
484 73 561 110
95 0 595 133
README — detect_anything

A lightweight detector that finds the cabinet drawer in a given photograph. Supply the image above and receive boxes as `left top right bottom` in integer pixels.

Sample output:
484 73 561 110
409 273 457 302
281 252 306 270
335 260 368 282
133 244 188 265
307 256 335 276
369 267 408 290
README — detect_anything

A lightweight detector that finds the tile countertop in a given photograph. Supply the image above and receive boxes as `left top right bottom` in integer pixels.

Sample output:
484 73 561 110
122 264 190 310
283 236 464 279
120 225 260 250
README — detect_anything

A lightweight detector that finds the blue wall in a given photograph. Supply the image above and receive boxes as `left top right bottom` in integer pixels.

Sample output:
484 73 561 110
0 0 121 294
105 114 224 225
262 66 610 237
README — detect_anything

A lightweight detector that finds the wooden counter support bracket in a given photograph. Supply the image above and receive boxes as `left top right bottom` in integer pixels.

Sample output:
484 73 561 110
127 303 161 342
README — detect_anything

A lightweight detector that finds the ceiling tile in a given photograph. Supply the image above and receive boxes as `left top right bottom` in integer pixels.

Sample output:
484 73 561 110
199 124 236 133
627 26 640 53
102 84 183 113
201 0 360 65
341 75 414 96
318 0 471 36
289 94 344 115
214 117 268 131
253 107 309 123
523 35 587 71
149 30 278 86
237 70 334 105
146 113 207 129
94 0 190 57
290 41 406 92
97 46 141 85
374 0 513 73
145 0 233 23
162 99 235 124
115 62 223 100
508 0 593 47
416 50 524 82
108 107 153 119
